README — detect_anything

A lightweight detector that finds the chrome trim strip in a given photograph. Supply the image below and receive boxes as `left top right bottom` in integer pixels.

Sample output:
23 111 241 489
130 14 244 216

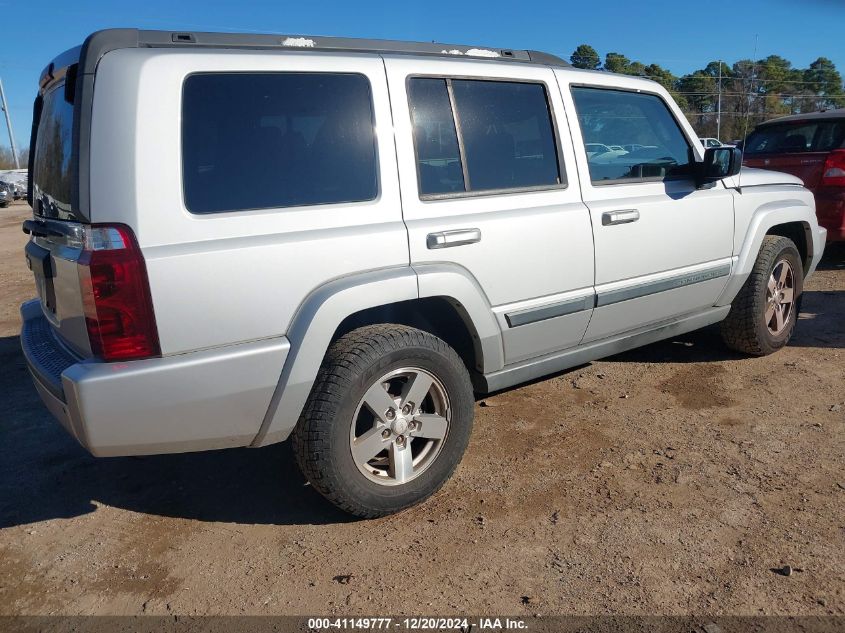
505 295 593 328
596 263 732 307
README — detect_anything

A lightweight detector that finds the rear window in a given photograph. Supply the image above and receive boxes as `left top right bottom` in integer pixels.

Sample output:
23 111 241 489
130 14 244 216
182 73 378 214
32 84 75 218
744 120 845 154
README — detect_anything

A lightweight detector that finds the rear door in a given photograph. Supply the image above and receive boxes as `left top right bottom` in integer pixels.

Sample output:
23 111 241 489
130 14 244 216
384 56 595 365
743 119 845 187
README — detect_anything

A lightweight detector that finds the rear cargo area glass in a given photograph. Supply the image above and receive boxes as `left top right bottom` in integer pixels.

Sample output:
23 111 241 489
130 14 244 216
32 84 75 218
181 72 378 214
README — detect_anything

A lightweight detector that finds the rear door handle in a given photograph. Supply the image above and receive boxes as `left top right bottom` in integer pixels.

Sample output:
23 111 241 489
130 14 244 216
426 228 482 249
602 209 640 226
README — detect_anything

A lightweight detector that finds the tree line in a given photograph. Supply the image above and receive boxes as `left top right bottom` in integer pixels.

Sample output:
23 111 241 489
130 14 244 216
569 44 845 142
0 146 27 170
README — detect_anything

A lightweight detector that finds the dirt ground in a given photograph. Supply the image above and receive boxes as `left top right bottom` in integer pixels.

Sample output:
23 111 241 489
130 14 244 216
0 199 843 617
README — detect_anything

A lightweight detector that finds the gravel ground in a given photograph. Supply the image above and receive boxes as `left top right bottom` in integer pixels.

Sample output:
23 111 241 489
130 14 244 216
0 200 843 616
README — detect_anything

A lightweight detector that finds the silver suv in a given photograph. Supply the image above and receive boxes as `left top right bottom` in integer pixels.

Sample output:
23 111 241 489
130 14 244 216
21 30 826 517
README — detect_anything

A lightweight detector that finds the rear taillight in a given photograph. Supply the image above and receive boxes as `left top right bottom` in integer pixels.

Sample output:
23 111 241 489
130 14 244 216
78 224 160 362
821 149 845 187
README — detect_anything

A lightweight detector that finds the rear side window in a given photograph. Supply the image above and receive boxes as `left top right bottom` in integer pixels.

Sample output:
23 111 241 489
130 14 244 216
182 73 378 214
408 77 562 196
744 120 845 154
571 87 692 184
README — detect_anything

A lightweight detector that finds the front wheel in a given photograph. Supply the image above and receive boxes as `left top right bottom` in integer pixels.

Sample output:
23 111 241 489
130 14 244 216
721 235 804 355
292 324 474 518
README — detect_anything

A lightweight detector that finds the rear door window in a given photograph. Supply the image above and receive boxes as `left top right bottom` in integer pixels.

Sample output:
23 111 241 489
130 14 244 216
570 87 693 184
744 120 845 154
408 77 562 196
182 72 378 214
407 78 465 195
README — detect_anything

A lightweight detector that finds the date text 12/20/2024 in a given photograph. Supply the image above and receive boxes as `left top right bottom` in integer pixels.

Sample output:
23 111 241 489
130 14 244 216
307 618 528 630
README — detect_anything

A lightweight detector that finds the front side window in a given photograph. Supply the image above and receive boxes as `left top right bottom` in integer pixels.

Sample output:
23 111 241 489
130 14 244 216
571 87 692 184
182 72 378 214
408 77 562 196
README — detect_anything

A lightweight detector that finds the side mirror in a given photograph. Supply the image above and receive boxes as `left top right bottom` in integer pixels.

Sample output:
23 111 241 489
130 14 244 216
696 146 742 188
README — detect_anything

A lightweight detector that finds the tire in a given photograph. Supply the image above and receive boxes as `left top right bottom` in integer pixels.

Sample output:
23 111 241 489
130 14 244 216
720 235 804 355
292 324 475 518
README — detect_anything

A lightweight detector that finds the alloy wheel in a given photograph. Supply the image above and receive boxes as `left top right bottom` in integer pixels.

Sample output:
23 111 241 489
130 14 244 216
349 367 451 486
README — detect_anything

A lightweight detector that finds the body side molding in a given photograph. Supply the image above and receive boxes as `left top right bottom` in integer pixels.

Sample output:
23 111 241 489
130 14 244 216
505 295 594 327
597 262 732 307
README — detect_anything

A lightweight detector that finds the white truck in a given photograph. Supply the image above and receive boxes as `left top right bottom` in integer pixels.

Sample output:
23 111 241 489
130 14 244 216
21 30 826 517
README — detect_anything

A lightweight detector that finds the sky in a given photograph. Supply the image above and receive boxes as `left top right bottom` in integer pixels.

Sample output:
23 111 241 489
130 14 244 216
1 0 843 154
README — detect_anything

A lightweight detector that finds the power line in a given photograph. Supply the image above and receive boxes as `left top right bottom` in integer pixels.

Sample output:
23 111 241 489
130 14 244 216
674 91 845 98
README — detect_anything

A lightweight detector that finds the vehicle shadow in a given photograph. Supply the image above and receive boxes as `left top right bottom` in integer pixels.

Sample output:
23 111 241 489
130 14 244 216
608 243 845 363
816 241 845 271
2 247 841 528
0 336 352 528
606 285 844 365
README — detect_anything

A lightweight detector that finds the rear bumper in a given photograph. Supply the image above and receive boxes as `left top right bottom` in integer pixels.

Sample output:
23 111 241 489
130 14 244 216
20 300 290 456
815 188 845 242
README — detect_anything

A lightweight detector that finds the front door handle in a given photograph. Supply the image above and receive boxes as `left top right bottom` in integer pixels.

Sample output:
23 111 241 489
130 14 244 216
602 209 640 226
426 228 482 249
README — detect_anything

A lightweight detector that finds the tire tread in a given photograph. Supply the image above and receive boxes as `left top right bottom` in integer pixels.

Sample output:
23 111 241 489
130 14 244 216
720 235 802 355
292 324 471 518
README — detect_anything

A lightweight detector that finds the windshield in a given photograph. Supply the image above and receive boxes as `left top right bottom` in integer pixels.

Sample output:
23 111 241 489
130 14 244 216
744 120 845 155
32 83 75 219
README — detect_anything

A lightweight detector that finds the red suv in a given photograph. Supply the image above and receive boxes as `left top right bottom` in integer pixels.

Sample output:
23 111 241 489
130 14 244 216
743 108 845 241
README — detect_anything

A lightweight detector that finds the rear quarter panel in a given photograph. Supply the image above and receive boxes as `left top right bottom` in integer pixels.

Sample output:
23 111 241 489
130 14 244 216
90 48 407 355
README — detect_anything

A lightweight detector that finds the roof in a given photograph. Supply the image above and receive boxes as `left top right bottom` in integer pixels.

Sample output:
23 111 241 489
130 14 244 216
757 108 845 126
41 28 570 90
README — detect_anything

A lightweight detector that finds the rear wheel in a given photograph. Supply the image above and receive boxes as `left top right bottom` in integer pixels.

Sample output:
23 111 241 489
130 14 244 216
292 324 474 518
721 235 803 355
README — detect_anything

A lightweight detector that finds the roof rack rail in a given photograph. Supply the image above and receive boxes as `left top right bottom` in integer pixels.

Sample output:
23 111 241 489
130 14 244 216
69 29 569 78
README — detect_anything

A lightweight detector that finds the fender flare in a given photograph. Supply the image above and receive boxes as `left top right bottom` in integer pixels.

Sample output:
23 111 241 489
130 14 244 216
716 198 817 307
251 264 503 446
414 262 505 374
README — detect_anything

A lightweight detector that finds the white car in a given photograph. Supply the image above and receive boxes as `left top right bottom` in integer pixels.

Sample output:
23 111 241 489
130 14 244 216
21 29 826 517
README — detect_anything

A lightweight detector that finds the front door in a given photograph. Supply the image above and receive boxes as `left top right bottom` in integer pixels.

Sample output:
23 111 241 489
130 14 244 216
559 80 735 343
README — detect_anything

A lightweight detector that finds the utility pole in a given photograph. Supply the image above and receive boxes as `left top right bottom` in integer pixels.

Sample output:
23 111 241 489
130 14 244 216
0 77 21 169
716 60 722 141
